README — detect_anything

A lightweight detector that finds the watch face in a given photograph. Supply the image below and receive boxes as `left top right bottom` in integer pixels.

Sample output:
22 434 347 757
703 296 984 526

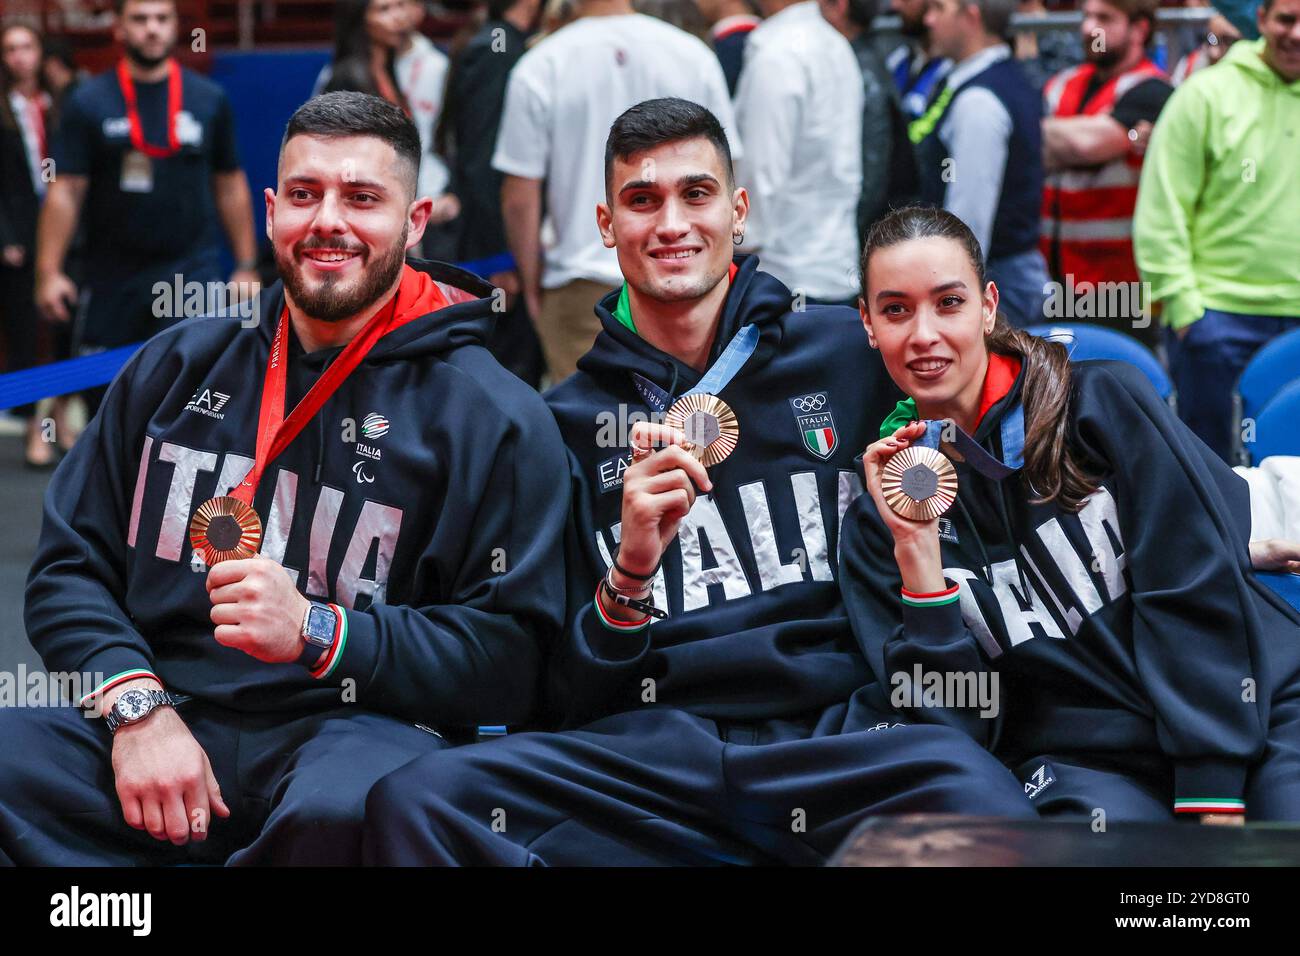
115 689 151 721
305 605 336 642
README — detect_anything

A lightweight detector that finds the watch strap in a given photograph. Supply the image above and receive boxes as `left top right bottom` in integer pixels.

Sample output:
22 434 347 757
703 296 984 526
106 689 177 733
298 602 339 668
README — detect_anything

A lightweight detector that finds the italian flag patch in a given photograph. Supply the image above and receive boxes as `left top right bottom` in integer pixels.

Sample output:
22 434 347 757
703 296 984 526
804 426 836 457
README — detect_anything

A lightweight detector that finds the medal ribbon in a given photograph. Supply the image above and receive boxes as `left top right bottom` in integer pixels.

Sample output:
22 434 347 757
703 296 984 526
631 323 761 414
230 288 421 506
890 403 1025 480
117 57 182 159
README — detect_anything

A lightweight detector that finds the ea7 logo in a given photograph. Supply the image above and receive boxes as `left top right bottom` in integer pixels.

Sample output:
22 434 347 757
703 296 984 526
184 388 231 420
1023 763 1056 800
191 388 229 411
789 392 838 459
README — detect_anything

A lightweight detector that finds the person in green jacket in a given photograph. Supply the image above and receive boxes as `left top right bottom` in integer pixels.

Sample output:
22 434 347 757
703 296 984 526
1133 0 1300 463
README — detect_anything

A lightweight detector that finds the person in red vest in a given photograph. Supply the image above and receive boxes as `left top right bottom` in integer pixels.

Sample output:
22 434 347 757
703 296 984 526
1040 0 1173 346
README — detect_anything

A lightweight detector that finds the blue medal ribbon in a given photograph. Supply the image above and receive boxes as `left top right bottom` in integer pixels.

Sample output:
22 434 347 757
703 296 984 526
908 406 1025 480
632 323 761 414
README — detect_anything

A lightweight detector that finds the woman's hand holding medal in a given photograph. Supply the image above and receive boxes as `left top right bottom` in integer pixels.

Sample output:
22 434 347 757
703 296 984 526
863 421 948 594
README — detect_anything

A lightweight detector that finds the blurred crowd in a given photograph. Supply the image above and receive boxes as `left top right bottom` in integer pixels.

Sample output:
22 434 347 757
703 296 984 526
1 0 1297 467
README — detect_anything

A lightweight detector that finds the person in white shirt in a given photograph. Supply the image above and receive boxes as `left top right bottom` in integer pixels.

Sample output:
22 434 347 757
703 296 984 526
493 0 742 383
733 0 864 306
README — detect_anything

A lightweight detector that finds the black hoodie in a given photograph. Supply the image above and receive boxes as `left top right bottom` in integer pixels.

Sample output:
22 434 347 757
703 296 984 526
840 359 1299 813
542 254 903 729
24 260 569 731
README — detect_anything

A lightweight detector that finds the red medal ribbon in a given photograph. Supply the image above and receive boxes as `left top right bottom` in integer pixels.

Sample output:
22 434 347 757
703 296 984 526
117 57 183 159
231 272 449 506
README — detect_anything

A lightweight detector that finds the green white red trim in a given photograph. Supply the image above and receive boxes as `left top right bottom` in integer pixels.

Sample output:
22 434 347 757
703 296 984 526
901 582 961 608
594 587 650 633
78 668 161 707
1174 798 1246 814
309 604 348 680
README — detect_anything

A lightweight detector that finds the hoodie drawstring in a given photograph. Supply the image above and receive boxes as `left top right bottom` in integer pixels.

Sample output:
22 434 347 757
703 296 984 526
995 478 1033 608
954 495 993 589
950 435 1033 607
312 352 337 486
663 358 679 406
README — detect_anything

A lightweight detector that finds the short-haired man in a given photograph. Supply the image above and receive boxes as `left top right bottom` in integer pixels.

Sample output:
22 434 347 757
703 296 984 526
0 92 568 865
1040 0 1172 347
912 0 1051 327
363 98 1035 866
493 0 741 384
35 0 259 356
1134 0 1300 462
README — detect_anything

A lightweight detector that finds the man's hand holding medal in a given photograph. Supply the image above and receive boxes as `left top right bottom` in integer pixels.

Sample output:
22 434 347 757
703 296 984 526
206 555 312 664
599 386 744 627
598 420 715 626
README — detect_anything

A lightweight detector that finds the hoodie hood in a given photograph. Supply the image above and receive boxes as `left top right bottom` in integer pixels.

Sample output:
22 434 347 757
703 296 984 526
255 258 498 371
574 254 792 396
1225 37 1300 95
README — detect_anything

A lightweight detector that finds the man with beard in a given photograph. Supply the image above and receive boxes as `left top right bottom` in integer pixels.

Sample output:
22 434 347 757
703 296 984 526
0 92 569 865
34 0 258 371
1040 0 1172 347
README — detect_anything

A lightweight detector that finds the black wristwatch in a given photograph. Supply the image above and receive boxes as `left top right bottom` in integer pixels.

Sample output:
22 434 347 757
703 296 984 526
298 601 339 668
104 688 180 734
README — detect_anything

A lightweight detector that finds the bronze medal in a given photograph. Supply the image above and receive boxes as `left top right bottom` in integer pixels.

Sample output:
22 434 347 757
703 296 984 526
189 495 263 565
665 393 739 468
881 445 958 521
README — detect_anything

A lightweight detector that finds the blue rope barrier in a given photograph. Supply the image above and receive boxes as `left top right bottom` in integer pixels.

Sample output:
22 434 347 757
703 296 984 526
0 344 144 410
0 253 517 411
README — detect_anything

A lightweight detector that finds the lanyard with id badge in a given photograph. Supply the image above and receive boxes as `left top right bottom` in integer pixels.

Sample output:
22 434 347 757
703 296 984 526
116 57 183 194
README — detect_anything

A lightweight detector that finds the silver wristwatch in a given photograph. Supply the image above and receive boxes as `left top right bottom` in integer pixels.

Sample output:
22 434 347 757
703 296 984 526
104 688 179 734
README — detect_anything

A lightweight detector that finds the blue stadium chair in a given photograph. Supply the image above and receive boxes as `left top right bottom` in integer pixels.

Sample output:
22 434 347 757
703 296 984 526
1233 326 1300 462
1246 378 1300 464
1026 324 1174 405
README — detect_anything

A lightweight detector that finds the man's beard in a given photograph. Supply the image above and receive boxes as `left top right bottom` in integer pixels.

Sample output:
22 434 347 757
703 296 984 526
124 41 171 70
276 227 408 324
1084 36 1124 67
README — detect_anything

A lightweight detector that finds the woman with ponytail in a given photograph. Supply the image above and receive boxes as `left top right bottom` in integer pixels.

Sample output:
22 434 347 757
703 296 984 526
838 205 1300 824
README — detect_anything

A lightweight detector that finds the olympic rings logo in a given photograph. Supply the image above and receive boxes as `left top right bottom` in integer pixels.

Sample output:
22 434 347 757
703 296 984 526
792 393 827 412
